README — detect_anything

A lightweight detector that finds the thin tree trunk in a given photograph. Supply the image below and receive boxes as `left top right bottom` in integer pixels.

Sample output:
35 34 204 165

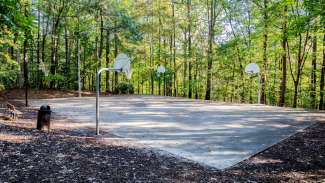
261 0 268 104
319 35 325 109
37 6 41 89
188 0 192 98
97 13 104 93
16 45 23 88
23 34 29 107
114 29 119 91
205 0 216 100
50 31 56 88
279 4 288 106
172 2 177 96
169 35 173 96
183 31 187 97
194 55 198 99
106 30 110 93
82 44 86 90
40 28 47 89
65 24 69 85
23 4 29 107
158 0 162 95
293 80 299 108
311 35 317 108
292 33 308 108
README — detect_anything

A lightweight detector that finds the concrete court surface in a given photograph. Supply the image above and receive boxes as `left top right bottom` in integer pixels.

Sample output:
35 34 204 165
30 95 324 169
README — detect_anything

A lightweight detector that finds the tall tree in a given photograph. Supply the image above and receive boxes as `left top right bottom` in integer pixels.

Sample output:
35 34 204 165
261 0 268 104
279 2 288 107
187 0 193 98
310 35 317 108
320 35 325 109
205 0 218 100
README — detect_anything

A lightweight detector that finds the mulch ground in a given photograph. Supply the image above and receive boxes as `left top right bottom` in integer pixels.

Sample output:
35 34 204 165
0 89 325 182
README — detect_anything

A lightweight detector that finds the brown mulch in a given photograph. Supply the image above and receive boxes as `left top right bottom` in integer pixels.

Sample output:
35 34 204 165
0 89 95 101
0 90 325 182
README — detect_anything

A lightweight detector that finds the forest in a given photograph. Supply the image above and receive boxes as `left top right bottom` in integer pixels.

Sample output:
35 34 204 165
0 0 324 109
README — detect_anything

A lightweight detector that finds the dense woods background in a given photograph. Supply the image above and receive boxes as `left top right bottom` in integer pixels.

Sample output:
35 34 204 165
0 0 324 109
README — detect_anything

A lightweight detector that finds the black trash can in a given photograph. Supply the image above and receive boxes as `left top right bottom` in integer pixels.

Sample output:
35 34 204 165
37 105 52 131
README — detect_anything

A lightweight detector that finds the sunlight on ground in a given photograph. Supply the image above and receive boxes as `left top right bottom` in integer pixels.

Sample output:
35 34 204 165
0 133 33 143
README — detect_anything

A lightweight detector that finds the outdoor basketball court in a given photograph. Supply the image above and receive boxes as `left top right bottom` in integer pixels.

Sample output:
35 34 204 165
30 95 324 169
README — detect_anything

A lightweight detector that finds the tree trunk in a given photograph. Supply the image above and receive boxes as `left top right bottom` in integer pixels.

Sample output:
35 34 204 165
194 55 198 99
150 32 154 95
36 7 41 89
114 30 119 91
172 2 177 96
319 35 325 110
205 0 216 100
50 34 56 88
158 0 162 95
183 31 187 97
97 13 104 93
293 81 298 108
16 45 23 88
23 35 29 107
279 4 287 107
169 35 173 96
106 30 110 93
261 0 268 104
99 13 103 67
311 35 317 108
188 0 192 98
23 1 29 107
293 34 304 108
64 24 70 86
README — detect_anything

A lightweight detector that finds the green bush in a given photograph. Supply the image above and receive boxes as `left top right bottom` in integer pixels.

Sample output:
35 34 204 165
114 82 134 94
0 84 5 91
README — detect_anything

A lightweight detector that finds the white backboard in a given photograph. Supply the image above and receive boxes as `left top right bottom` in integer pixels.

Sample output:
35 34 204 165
157 65 166 74
245 63 260 74
113 53 132 79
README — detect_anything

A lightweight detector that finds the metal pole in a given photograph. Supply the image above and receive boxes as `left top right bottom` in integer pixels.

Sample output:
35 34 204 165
158 76 161 95
258 73 261 104
164 77 166 96
96 68 121 135
96 70 100 135
163 72 166 96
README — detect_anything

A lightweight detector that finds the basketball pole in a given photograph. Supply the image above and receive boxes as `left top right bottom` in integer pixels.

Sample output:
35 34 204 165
258 73 261 104
96 68 121 135
96 53 131 135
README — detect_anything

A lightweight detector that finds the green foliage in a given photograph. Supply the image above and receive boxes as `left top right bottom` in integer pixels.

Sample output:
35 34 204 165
44 74 65 84
0 0 34 89
0 84 5 91
0 0 324 109
114 82 134 94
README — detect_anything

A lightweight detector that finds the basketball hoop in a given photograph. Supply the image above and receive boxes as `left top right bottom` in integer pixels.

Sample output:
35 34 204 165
157 65 166 77
114 53 132 80
245 63 261 104
245 63 260 74
96 53 132 135
39 61 49 76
